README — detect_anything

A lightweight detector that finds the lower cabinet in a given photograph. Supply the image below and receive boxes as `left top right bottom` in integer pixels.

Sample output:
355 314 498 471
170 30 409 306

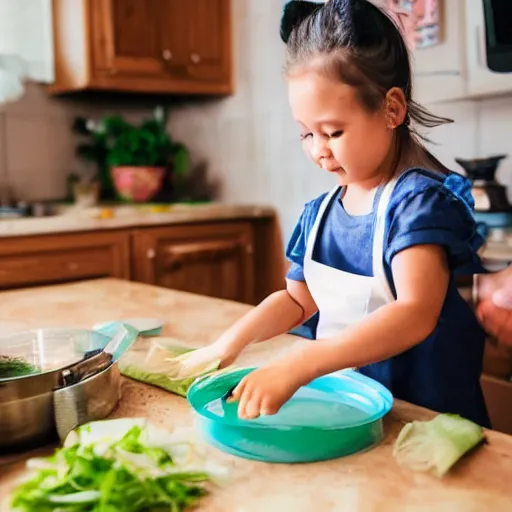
0 231 131 290
131 222 255 303
0 220 279 305
481 374 512 435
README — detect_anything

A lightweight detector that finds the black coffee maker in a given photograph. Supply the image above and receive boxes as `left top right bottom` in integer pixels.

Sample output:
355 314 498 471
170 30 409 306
455 155 511 213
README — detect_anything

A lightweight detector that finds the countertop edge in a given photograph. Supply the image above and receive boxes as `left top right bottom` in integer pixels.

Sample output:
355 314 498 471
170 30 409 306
0 205 276 238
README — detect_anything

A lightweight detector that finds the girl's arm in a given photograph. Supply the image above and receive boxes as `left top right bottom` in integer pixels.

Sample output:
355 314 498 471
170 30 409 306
179 279 318 371
293 244 449 382
217 279 318 356
232 244 449 418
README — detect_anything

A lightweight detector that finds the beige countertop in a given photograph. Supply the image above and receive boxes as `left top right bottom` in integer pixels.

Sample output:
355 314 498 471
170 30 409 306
0 203 275 238
1 279 512 511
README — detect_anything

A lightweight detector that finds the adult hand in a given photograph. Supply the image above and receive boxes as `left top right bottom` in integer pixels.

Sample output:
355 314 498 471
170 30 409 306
476 266 512 349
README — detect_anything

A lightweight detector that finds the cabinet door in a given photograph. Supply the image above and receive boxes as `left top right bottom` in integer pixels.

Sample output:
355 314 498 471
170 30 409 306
188 0 231 83
92 0 168 77
412 0 467 104
0 231 131 290
132 223 254 303
161 0 232 91
481 374 512 435
465 0 512 98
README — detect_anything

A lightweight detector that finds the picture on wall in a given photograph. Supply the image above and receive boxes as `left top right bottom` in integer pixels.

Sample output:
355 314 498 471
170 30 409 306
386 0 442 50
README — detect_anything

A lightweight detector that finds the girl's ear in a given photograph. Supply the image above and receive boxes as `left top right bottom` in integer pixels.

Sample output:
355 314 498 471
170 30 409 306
384 87 408 129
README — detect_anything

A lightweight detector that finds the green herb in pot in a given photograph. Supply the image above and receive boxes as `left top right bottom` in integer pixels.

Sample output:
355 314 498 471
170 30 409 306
0 356 39 379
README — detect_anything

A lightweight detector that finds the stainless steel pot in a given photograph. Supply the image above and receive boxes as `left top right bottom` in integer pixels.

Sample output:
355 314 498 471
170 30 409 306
0 327 136 451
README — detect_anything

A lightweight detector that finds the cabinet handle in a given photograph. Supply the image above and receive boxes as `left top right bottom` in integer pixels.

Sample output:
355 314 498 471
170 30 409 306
162 49 173 61
67 262 78 271
162 240 241 271
147 248 156 259
190 53 201 64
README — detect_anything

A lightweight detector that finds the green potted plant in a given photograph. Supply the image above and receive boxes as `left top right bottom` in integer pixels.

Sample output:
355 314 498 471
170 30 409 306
73 107 190 202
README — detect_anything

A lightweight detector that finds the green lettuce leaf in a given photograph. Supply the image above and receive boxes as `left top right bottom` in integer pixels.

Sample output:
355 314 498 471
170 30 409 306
393 413 485 477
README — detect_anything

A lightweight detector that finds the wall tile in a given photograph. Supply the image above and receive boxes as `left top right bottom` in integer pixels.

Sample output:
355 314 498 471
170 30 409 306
5 113 78 200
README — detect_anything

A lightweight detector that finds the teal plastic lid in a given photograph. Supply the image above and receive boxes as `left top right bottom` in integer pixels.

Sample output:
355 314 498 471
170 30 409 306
93 318 163 337
187 367 393 463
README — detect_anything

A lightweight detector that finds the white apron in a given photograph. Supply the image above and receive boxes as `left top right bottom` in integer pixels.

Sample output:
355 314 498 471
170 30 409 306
303 179 399 339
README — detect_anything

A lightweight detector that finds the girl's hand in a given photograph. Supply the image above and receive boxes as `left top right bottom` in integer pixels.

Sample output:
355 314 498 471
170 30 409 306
178 341 239 373
230 362 304 420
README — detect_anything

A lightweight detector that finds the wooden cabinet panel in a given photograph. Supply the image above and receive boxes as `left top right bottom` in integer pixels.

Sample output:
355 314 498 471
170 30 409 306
481 374 512 435
187 0 231 83
49 0 233 95
159 0 231 86
92 0 167 77
0 231 130 290
132 222 254 304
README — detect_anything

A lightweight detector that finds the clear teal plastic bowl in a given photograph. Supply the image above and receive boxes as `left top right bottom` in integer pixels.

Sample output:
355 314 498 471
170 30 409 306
187 367 393 463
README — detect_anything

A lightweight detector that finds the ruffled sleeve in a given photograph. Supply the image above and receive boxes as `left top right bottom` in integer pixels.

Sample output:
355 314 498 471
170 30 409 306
385 173 485 274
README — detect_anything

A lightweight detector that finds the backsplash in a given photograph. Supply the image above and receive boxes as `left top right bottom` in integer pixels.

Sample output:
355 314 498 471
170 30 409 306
0 85 151 204
1 0 512 241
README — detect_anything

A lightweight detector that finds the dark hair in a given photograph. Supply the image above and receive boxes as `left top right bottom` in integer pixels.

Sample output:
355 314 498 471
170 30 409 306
280 0 452 162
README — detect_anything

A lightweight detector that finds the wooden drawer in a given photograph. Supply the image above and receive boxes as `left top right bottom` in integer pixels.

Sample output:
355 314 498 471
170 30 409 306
0 231 131 290
481 374 512 435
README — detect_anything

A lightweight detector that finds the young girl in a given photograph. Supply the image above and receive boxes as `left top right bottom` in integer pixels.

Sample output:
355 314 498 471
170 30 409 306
184 0 490 428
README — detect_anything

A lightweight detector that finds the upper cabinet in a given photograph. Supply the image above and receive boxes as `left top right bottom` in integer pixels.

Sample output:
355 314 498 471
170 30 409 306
48 0 233 96
412 0 512 104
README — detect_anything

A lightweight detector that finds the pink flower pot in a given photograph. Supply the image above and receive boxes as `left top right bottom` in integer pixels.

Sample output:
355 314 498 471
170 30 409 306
111 166 166 203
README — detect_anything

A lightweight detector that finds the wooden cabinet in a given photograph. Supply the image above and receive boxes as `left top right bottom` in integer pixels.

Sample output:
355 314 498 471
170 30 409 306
0 217 282 304
49 0 232 95
160 0 231 85
0 231 131 290
481 374 512 435
132 222 255 304
92 0 168 79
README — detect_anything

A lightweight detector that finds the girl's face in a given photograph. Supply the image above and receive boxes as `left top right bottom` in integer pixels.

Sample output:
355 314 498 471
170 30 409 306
288 71 396 187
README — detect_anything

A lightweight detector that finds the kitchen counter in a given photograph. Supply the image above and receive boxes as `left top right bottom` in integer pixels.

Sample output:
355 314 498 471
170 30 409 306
0 203 275 238
1 279 512 511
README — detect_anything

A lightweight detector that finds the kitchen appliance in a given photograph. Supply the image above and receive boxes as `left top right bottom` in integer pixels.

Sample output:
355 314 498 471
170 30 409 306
456 155 512 237
0 325 138 452
482 0 512 73
187 367 393 463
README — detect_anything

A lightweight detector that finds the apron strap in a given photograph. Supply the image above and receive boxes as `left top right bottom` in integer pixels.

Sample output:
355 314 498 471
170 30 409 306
304 186 341 261
372 177 400 303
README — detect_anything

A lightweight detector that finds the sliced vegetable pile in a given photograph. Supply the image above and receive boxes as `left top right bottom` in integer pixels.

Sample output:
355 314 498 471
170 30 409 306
393 413 485 477
9 418 228 512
